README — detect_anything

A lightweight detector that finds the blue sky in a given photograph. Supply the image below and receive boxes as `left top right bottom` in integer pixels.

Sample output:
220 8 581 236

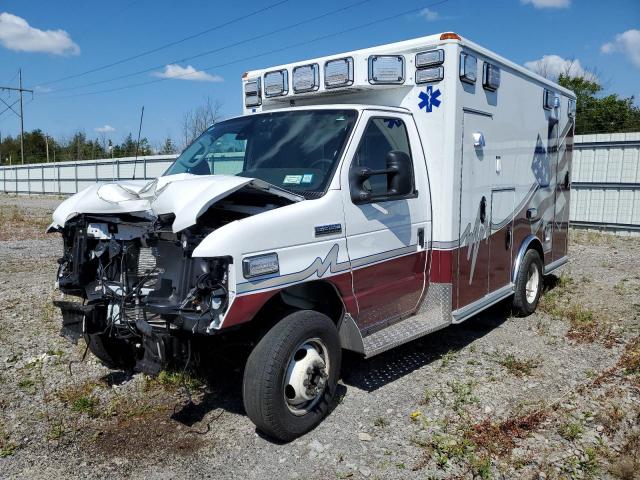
0 0 638 149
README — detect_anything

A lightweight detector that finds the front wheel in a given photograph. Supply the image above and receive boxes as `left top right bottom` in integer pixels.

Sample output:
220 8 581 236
512 249 543 316
242 310 341 441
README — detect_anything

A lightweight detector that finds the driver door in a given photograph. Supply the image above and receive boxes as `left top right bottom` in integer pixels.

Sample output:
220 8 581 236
340 112 430 330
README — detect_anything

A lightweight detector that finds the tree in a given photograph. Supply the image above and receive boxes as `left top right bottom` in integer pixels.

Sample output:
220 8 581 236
181 96 222 147
160 136 177 154
558 74 640 134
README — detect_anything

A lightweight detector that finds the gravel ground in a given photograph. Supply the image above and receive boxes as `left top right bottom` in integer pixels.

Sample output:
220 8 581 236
0 193 639 480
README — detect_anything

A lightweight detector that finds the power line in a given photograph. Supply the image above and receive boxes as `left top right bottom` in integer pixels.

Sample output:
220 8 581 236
33 0 288 88
40 0 376 95
44 0 450 100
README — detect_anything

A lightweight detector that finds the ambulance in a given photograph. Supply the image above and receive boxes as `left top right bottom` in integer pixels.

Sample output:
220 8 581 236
50 32 575 440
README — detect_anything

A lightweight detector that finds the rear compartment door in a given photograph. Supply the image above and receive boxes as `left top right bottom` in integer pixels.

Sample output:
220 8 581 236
457 111 492 309
489 188 515 292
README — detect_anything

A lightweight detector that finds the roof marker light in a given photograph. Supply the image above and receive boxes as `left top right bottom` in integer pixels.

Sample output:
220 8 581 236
440 32 461 41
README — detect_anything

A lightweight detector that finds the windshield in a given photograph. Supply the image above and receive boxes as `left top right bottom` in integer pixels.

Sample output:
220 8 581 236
164 109 358 198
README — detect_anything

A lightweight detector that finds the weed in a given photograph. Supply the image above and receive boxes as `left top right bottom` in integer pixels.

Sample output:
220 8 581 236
429 432 474 470
618 337 640 375
0 442 16 458
498 354 540 377
57 381 102 417
373 416 389 428
71 395 98 417
46 348 64 357
17 377 36 394
448 380 477 413
147 370 205 392
0 425 16 458
558 421 583 441
440 350 457 369
466 410 546 456
471 454 492 479
47 422 66 441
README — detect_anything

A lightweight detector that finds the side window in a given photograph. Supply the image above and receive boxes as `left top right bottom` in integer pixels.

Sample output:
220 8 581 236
352 117 413 198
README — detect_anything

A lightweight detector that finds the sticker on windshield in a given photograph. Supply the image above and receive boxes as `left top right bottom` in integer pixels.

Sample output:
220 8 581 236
283 175 303 185
301 174 314 184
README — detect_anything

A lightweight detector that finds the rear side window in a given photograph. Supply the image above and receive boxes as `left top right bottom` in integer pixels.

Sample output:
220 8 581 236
352 117 413 197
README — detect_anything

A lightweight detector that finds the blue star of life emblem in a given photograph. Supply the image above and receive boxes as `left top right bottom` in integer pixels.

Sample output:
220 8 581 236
418 86 442 112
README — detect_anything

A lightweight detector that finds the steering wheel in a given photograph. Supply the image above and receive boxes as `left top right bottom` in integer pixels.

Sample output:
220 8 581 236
308 158 333 172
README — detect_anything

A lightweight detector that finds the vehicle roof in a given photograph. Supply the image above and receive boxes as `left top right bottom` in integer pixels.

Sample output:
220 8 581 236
245 32 575 99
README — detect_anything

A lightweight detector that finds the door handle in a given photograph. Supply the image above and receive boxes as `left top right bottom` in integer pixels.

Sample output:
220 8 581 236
473 132 485 148
506 226 512 250
418 228 425 248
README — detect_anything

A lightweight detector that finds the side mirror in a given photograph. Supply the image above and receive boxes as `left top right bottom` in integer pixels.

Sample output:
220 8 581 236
349 150 414 204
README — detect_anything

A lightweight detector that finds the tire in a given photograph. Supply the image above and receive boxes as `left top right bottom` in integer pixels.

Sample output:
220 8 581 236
512 249 543 316
84 332 137 370
242 310 341 442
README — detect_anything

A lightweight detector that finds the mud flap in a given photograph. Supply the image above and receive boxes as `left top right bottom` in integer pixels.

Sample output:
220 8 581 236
134 319 168 376
53 300 103 344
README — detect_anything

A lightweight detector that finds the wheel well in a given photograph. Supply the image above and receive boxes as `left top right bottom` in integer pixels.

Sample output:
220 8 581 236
527 238 544 262
252 281 345 328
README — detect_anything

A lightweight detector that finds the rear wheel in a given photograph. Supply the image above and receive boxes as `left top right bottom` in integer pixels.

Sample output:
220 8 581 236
242 310 341 441
512 249 543 316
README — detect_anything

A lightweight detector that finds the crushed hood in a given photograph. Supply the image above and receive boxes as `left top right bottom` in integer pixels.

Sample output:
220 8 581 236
51 174 302 232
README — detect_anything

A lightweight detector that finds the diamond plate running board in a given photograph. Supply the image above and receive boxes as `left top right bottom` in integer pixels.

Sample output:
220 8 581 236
362 283 452 358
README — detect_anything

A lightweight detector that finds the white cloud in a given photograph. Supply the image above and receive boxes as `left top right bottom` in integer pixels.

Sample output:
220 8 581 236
95 125 116 134
0 12 80 55
521 0 570 8
419 8 440 21
152 64 223 82
601 29 640 67
524 55 592 80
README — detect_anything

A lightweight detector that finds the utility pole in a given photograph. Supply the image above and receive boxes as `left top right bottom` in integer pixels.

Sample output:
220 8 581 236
45 134 50 163
0 69 34 165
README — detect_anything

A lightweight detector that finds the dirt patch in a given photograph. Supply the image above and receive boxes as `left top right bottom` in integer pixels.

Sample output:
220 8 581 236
90 405 206 459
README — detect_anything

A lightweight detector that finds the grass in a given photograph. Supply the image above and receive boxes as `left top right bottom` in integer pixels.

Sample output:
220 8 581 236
57 381 102 418
498 354 540 377
145 370 205 392
0 424 16 458
558 421 583 441
17 377 37 395
71 395 99 417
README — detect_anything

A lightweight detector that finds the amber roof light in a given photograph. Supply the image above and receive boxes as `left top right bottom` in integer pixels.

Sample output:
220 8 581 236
440 32 461 41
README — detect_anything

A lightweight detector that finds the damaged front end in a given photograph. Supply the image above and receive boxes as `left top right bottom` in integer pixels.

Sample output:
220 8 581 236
54 214 231 374
50 175 301 374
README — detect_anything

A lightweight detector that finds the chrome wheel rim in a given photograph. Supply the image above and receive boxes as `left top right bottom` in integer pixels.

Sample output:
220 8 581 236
525 263 540 304
283 338 329 416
